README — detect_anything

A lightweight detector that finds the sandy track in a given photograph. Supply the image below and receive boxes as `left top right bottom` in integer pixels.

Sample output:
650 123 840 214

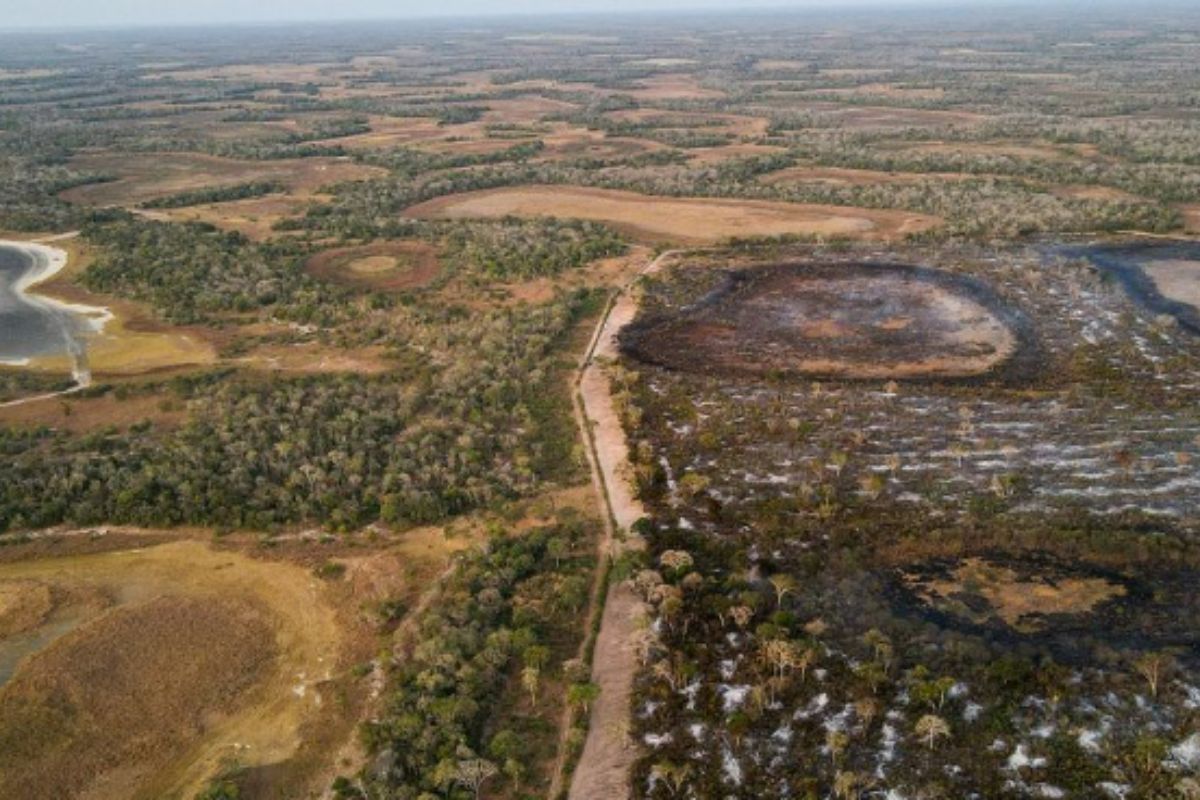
406 186 939 244
567 250 679 800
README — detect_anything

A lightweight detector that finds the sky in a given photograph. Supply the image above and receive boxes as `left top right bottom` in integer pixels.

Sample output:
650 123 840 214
2 0 1040 30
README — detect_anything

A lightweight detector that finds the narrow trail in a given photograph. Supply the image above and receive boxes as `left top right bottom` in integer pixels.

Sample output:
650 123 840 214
549 248 682 800
0 383 88 409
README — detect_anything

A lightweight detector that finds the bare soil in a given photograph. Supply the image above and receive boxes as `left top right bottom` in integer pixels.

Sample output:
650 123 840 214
405 186 939 244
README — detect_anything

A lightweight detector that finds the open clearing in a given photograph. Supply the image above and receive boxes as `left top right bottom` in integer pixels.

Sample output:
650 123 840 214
405 186 939 244
622 262 1020 380
150 195 314 241
0 539 343 800
60 152 382 207
305 240 441 291
0 389 186 434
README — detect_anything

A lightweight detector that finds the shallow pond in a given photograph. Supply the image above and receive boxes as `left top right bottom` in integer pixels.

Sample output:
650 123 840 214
1061 239 1200 334
0 240 107 381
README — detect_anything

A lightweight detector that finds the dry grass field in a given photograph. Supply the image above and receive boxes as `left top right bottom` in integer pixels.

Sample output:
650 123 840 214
0 390 186 434
149 195 314 241
406 185 939 243
0 539 344 800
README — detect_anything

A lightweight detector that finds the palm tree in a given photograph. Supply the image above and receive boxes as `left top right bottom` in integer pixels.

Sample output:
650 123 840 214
914 714 950 751
521 665 540 707
833 770 863 800
1134 651 1173 698
769 574 796 608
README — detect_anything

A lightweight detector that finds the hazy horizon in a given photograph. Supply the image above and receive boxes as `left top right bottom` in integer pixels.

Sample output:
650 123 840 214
0 0 1147 32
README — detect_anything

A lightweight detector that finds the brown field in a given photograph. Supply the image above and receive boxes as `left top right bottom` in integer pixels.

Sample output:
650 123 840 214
0 580 56 638
0 540 345 799
540 127 667 161
305 240 441 291
762 100 983 129
1142 258 1200 310
818 82 948 101
404 185 939 244
627 73 725 100
604 108 771 138
143 62 341 84
622 262 1019 380
754 59 812 71
151 195 315 240
237 342 396 374
60 152 383 207
308 115 467 152
905 557 1126 633
483 95 578 125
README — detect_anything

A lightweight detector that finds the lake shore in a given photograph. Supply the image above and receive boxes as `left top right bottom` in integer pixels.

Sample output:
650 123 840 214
0 237 112 375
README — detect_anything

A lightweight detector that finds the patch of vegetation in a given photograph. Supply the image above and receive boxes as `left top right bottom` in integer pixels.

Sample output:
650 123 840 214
141 179 286 209
336 517 596 799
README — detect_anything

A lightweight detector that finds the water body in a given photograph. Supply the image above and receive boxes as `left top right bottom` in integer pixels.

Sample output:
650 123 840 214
0 240 108 383
1059 239 1200 335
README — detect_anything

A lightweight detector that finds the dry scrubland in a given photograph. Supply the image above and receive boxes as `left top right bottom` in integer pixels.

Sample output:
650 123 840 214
0 4 1199 800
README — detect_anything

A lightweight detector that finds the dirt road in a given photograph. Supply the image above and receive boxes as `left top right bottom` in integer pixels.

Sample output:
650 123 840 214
565 249 680 800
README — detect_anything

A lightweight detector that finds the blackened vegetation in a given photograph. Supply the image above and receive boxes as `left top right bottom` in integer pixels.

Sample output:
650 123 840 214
887 552 1200 667
621 242 1200 799
621 260 1040 386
